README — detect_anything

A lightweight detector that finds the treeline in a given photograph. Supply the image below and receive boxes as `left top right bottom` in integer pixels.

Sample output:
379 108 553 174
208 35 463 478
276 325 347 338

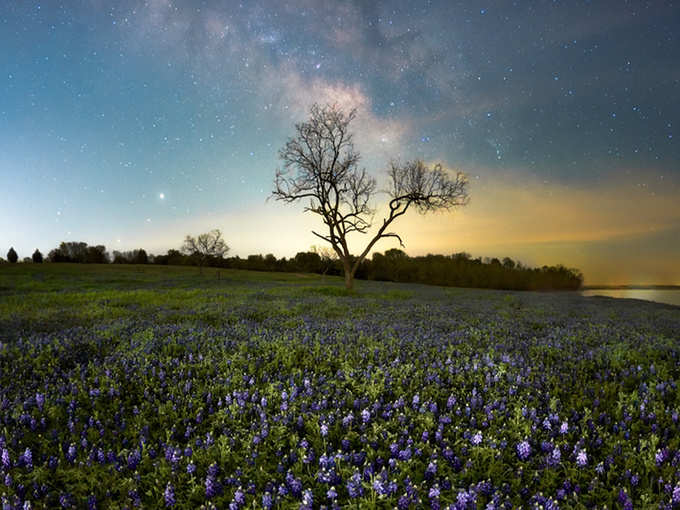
3 242 582 291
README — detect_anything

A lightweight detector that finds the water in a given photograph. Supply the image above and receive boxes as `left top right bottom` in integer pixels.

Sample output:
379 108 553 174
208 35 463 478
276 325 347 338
580 289 680 307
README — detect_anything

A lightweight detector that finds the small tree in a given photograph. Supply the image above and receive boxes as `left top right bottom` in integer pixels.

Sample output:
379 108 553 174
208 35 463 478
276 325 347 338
273 103 469 290
7 247 18 263
32 249 43 263
181 229 229 273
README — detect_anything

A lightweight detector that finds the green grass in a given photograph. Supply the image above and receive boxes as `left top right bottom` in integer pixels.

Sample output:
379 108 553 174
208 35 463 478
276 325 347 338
0 264 424 340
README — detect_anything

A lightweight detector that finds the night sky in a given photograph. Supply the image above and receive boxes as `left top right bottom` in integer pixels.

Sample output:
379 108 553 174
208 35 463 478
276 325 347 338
1 1 679 285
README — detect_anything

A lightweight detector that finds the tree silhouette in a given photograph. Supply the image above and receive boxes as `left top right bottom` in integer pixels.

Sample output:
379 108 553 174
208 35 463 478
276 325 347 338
7 247 18 263
181 229 229 273
272 103 469 289
32 249 43 263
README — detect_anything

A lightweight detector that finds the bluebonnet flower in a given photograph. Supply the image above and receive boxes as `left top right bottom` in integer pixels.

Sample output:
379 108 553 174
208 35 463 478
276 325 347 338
672 483 680 505
428 484 440 504
655 448 667 466
471 431 483 446
547 446 561 467
164 483 175 507
397 494 411 509
205 473 221 498
1 448 9 470
372 477 385 495
327 486 337 500
456 489 475 508
342 413 354 428
398 448 412 461
361 408 370 423
425 460 437 480
261 492 273 509
517 441 531 460
576 449 587 467
300 488 313 509
22 448 32 469
127 449 141 470
347 471 363 498
231 487 245 508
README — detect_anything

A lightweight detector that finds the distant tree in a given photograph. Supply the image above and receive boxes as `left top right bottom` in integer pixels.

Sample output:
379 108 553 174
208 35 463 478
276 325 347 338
164 249 186 266
272 103 469 290
131 249 148 264
292 251 320 273
7 247 18 263
48 242 87 263
112 251 126 264
86 245 109 264
22 257 32 263
264 253 278 271
181 229 229 273
245 254 265 271
32 249 43 263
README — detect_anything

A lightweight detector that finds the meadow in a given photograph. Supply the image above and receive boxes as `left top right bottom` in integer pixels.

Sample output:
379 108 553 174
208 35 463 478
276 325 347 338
1 264 679 509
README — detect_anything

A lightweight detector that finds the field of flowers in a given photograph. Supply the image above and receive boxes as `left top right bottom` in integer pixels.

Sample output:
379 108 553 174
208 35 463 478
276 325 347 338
1 264 680 509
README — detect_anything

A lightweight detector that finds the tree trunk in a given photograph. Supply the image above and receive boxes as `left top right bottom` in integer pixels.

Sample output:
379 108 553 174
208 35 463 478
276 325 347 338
342 259 354 290
344 270 354 290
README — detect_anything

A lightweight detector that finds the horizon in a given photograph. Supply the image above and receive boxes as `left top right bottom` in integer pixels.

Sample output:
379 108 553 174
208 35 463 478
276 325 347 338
1 1 679 286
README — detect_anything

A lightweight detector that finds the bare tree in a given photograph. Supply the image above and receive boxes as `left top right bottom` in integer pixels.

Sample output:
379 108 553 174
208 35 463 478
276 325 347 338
181 229 229 273
273 103 469 290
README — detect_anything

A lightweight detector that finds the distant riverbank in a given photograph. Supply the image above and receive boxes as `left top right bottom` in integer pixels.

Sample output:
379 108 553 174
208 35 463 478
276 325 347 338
581 288 680 307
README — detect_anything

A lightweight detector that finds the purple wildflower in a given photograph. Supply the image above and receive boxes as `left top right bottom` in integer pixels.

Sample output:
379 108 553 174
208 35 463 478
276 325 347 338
66 443 77 464
471 431 483 446
347 471 363 498
576 449 588 467
300 488 313 509
672 483 680 504
22 448 32 469
517 440 531 460
164 483 175 507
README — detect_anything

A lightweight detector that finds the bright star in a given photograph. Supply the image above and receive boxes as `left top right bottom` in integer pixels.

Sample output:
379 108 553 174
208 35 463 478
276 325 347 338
159 193 165 199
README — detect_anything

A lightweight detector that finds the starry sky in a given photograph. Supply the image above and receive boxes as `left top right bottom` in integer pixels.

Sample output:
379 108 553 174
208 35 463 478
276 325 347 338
1 1 679 285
